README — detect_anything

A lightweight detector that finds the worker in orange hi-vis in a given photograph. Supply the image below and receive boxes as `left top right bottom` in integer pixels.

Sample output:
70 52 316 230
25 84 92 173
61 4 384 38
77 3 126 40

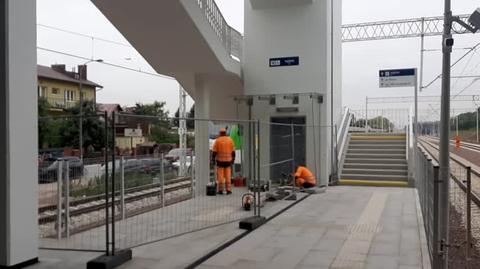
294 166 317 189
455 135 461 150
212 128 235 195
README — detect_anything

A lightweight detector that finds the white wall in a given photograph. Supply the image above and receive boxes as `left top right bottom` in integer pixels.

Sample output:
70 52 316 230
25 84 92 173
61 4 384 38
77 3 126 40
0 0 38 266
243 0 330 96
243 0 342 183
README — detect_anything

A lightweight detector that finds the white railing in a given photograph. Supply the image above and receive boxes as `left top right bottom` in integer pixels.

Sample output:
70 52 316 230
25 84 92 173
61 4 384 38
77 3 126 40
196 0 243 61
336 107 352 162
350 109 410 134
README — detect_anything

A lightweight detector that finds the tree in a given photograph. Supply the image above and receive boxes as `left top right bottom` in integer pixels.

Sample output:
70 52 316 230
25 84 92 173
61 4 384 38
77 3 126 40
38 98 51 149
132 101 178 144
59 100 106 151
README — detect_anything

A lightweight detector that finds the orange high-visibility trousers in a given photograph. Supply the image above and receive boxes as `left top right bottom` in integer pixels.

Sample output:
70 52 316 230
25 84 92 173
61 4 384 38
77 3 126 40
217 166 232 192
295 176 316 188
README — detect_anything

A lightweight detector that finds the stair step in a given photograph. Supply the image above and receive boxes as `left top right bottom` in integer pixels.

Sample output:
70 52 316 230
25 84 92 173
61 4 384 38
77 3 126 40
344 158 407 165
343 163 407 170
339 179 409 188
349 144 406 150
340 174 408 181
352 133 407 136
351 136 406 141
347 153 406 159
350 140 406 145
347 149 406 155
342 168 407 176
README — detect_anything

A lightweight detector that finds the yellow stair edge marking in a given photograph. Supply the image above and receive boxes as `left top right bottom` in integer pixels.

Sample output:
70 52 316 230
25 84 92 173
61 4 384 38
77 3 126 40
339 179 409 188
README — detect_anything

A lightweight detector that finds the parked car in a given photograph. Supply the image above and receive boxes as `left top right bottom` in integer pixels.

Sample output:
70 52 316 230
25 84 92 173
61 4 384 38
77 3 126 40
165 148 193 162
172 156 195 176
38 156 84 183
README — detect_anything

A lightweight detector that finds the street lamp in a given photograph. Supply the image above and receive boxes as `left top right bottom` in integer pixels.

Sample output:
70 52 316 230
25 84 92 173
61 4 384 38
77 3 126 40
438 5 478 269
79 59 103 161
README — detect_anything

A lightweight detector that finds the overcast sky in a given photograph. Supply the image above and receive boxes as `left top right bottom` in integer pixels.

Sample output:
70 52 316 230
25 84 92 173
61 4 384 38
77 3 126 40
37 0 480 117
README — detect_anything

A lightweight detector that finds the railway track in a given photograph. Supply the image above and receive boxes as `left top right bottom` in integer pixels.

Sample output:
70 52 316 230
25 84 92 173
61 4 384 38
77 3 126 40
423 135 480 152
38 177 193 225
418 137 480 206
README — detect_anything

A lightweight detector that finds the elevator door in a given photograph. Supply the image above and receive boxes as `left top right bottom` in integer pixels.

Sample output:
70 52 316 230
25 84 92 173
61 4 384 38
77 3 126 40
270 116 306 183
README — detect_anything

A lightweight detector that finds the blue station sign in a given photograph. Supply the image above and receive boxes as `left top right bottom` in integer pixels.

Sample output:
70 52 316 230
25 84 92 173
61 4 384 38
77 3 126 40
269 56 300 67
379 68 417 88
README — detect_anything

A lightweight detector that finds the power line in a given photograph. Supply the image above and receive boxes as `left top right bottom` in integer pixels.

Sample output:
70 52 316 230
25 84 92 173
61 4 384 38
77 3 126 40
37 23 132 48
423 41 480 89
37 46 175 80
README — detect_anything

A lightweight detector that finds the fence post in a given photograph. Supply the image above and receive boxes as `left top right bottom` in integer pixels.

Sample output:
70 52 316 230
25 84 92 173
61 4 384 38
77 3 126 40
190 151 195 198
120 156 125 220
65 161 70 238
111 112 116 256
56 160 63 240
257 119 262 217
291 124 297 200
476 108 478 143
161 153 165 208
432 165 440 269
365 97 368 133
103 111 110 256
466 166 472 269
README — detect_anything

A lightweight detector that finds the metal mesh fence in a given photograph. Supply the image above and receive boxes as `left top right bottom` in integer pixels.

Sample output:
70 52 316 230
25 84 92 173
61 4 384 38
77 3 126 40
37 112 329 253
38 114 109 251
416 139 480 268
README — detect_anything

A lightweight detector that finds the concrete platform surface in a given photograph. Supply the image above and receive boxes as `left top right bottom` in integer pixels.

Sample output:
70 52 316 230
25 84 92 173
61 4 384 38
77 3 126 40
199 186 431 269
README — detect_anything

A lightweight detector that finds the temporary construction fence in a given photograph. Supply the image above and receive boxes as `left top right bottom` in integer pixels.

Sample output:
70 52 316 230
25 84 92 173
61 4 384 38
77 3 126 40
37 112 327 254
38 113 109 251
416 140 480 268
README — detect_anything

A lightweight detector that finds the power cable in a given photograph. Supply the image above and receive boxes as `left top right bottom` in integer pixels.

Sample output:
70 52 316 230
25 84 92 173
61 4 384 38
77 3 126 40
423 41 480 89
37 23 132 48
37 46 175 80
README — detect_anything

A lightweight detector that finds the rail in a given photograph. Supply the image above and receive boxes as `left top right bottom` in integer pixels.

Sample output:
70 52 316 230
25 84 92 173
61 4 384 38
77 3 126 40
196 0 243 60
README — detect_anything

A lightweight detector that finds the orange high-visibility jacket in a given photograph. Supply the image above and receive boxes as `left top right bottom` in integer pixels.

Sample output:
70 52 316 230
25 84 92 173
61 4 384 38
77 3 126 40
213 136 235 163
295 166 316 184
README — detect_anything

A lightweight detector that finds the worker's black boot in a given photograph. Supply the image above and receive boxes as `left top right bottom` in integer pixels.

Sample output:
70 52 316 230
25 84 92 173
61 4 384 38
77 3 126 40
226 191 232 195
217 191 224 195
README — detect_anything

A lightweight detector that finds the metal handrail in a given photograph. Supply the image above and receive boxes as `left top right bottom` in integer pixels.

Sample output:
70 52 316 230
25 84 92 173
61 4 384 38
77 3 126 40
196 0 243 60
336 107 352 164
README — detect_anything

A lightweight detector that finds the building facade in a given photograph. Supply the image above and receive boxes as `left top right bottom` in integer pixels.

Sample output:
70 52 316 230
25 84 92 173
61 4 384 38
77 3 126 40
37 64 102 114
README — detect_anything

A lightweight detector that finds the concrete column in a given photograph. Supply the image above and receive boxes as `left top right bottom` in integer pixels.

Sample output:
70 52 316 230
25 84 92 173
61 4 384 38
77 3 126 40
0 0 38 267
193 74 211 194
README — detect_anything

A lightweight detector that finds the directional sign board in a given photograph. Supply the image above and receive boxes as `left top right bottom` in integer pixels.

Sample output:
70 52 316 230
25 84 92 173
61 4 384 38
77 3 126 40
379 68 416 88
269 56 300 67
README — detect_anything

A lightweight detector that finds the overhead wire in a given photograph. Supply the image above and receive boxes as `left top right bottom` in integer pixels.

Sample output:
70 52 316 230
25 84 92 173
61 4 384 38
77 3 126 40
423 41 480 89
37 46 175 80
37 23 132 48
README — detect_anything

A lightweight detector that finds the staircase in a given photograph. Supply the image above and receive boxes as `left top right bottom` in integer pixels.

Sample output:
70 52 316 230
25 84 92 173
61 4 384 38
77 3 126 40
340 133 409 187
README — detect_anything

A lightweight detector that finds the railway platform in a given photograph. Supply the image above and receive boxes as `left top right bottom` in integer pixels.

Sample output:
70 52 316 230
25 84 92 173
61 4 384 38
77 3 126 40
31 186 430 269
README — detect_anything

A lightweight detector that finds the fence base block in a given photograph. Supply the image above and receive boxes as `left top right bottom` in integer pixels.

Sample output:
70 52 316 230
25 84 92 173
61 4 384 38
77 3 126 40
86 249 132 269
239 216 267 231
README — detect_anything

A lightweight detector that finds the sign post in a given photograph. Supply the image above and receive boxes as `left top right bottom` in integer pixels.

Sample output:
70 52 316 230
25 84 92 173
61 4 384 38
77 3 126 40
379 68 418 183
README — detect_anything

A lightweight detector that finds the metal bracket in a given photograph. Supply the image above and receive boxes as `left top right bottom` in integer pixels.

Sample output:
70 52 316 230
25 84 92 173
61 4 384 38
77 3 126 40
453 16 478 33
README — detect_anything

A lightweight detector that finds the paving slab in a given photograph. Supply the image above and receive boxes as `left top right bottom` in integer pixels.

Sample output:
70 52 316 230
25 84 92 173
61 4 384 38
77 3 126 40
200 186 431 269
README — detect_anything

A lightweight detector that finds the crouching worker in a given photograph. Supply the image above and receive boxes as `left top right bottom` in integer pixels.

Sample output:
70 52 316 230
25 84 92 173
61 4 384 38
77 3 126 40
212 128 235 195
295 166 317 189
